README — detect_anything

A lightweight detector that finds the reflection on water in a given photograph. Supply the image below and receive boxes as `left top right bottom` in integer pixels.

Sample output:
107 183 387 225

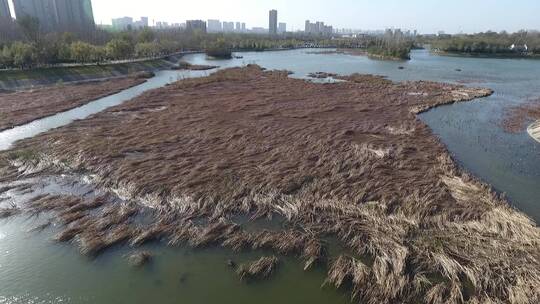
0 49 539 303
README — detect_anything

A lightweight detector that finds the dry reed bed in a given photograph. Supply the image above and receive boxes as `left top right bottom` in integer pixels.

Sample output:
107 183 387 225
1 65 539 303
0 76 148 131
236 256 280 281
502 98 540 133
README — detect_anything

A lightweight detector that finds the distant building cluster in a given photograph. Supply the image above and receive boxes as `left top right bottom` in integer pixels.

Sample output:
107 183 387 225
8 0 95 32
186 20 207 33
155 21 184 29
384 28 418 40
305 20 333 35
112 16 149 31
207 19 247 33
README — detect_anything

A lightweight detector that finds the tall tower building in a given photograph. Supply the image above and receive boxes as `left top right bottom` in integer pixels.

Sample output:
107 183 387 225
12 0 94 32
13 0 57 31
269 9 277 35
0 0 11 19
53 0 95 31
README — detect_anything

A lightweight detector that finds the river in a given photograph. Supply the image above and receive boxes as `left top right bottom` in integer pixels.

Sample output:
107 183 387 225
0 49 538 303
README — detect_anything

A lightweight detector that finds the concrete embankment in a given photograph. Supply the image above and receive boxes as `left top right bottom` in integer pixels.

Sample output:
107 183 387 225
527 120 540 143
0 52 200 91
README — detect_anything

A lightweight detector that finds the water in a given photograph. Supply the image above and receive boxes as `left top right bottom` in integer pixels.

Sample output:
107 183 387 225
1 49 539 303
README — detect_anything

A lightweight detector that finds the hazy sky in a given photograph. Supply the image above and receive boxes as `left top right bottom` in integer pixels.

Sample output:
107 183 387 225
12 0 540 33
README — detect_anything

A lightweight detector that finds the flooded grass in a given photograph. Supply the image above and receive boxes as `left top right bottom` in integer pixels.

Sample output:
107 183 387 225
236 256 280 281
502 97 540 137
0 66 538 303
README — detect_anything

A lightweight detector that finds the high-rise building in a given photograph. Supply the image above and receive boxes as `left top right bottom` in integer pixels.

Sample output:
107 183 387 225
207 19 222 32
186 20 206 33
53 0 95 31
305 20 333 36
0 0 11 19
12 0 94 32
223 21 234 32
235 22 241 32
278 22 286 34
269 9 277 35
138 17 148 28
13 0 57 31
241 23 246 32
112 17 133 31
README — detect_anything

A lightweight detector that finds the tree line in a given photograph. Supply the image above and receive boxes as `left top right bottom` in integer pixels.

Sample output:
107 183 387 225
0 17 339 70
427 31 540 55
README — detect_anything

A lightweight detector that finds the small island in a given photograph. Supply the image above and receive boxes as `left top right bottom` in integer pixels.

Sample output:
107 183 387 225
205 38 233 59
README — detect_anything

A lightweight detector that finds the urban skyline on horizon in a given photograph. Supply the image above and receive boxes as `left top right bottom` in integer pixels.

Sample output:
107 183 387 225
2 0 540 34
86 0 540 34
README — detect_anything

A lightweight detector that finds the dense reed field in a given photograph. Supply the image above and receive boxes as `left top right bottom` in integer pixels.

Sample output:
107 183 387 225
1 65 538 303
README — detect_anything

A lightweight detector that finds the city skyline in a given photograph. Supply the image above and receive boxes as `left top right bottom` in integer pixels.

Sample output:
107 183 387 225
82 0 540 34
3 0 540 34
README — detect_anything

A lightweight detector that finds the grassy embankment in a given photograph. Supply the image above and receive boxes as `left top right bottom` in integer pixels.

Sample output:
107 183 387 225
0 55 179 89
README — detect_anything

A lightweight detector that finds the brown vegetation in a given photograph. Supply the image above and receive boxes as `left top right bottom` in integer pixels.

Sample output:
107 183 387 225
1 66 539 303
126 251 153 267
502 99 540 133
0 203 20 218
236 256 280 281
0 76 147 131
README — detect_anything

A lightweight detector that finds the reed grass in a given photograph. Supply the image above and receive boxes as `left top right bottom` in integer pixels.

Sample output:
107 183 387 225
236 256 280 281
0 66 537 303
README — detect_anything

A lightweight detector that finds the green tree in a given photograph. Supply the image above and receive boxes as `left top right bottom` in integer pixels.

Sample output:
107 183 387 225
137 27 155 43
70 41 94 63
0 45 14 68
135 42 160 58
10 42 36 69
106 38 134 60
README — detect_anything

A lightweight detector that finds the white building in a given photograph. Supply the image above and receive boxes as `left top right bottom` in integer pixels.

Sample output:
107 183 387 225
305 20 333 35
223 21 234 32
278 22 286 34
112 16 148 30
207 19 222 32
112 16 133 31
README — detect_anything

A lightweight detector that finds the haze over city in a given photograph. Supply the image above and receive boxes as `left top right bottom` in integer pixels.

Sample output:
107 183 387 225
83 0 540 33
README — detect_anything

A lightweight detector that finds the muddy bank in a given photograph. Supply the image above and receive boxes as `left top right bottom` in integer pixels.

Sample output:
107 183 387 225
308 49 369 57
0 76 148 132
173 62 219 71
1 66 539 303
502 99 540 134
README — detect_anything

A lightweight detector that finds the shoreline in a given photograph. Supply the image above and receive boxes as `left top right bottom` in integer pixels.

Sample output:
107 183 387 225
528 120 540 143
433 50 540 60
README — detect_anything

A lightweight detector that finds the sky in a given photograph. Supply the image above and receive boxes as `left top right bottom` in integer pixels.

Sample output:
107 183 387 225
10 0 540 34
